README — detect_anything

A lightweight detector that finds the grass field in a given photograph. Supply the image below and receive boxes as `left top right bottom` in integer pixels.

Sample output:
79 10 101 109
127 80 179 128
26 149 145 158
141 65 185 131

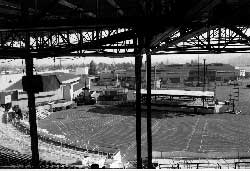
37 85 250 161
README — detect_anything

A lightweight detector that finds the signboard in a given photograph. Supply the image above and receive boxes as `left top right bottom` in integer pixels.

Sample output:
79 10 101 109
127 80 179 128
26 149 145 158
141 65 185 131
0 92 12 104
4 95 11 104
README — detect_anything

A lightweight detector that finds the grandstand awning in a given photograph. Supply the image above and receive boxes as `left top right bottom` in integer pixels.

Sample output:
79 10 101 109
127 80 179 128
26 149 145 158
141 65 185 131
139 89 214 97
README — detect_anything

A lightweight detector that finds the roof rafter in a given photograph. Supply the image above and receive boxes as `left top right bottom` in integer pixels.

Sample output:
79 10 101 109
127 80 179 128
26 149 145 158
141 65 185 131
184 0 220 21
106 0 124 16
228 26 250 44
152 26 217 53
0 7 21 15
149 0 220 48
58 0 96 18
0 0 21 9
56 29 136 53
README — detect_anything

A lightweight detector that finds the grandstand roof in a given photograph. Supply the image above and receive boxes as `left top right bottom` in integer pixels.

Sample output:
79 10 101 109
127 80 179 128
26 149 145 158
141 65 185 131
0 0 250 30
1 0 250 58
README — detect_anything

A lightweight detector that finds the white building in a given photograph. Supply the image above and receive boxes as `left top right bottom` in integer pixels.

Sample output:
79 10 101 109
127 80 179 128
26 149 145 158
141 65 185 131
240 69 246 77
75 67 89 75
235 66 246 77
5 72 84 111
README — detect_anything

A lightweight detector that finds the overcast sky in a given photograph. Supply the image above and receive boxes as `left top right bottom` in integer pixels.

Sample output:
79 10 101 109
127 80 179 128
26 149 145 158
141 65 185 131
0 53 248 67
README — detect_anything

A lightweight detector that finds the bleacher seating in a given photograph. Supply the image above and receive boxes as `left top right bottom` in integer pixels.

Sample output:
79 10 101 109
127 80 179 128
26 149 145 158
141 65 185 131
0 145 31 167
36 108 51 120
0 145 86 168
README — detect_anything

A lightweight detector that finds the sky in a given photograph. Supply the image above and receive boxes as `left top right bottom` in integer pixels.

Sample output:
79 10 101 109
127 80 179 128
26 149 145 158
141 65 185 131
0 53 248 67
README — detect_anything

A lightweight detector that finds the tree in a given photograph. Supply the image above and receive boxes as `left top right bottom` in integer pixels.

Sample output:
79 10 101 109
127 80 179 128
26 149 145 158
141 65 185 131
82 62 86 67
89 60 97 75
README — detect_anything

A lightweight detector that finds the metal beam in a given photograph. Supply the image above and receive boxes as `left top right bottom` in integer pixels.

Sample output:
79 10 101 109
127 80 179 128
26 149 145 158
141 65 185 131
152 26 216 53
150 27 177 47
135 36 142 169
0 7 21 15
1 15 242 31
57 0 96 18
25 32 39 168
2 26 250 58
25 58 40 168
62 29 136 53
228 26 250 44
184 0 220 21
0 0 21 9
32 0 61 23
146 49 152 169
149 0 220 48
106 0 124 16
58 0 79 10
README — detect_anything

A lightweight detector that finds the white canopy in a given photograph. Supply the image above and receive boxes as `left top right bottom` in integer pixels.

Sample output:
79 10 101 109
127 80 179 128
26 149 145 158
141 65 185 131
139 89 214 97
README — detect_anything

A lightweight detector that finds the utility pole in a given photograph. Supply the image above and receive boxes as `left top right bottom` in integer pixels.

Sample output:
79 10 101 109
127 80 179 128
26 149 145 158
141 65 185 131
154 66 156 89
24 32 40 168
198 55 200 86
145 61 147 89
232 99 235 113
53 57 56 69
202 59 206 107
60 58 62 69
135 54 142 169
116 73 119 87
203 59 206 91
146 50 152 169
134 36 142 169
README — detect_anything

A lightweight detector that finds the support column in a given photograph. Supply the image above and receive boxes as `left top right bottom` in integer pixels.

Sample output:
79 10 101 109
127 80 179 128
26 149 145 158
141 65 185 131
203 59 206 107
203 59 206 90
154 66 156 89
146 50 152 168
25 34 39 168
135 54 142 169
145 61 147 89
198 55 200 86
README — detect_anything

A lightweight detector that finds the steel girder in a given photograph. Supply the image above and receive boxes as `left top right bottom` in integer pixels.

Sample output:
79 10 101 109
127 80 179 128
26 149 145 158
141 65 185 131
152 26 250 55
1 0 250 59
2 26 250 59
0 28 136 59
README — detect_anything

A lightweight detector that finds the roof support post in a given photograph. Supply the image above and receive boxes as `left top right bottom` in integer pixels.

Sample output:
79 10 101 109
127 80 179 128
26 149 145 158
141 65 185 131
146 49 152 168
25 33 40 168
135 44 142 169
